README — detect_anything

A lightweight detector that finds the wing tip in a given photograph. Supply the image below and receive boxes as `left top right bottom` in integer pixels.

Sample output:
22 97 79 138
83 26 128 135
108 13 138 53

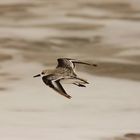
67 95 72 99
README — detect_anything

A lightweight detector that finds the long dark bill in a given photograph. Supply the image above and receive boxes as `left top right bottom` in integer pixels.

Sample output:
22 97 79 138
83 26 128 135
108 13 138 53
33 74 41 78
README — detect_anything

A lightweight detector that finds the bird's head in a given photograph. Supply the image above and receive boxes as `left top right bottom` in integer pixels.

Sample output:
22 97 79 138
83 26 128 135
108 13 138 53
33 70 48 78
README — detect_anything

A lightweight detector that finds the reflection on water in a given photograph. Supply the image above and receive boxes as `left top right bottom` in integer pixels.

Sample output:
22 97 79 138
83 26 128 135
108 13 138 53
0 0 140 140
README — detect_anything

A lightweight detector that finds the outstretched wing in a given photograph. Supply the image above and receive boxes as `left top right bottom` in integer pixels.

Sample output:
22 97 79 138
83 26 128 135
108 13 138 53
42 76 72 99
57 58 97 69
57 58 75 69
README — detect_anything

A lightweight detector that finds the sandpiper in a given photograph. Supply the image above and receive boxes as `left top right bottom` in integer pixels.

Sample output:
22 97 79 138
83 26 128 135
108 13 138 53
34 58 97 99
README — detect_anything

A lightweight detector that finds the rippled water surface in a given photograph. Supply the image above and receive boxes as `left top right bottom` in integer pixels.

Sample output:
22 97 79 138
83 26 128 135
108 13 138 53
0 0 140 81
0 0 140 140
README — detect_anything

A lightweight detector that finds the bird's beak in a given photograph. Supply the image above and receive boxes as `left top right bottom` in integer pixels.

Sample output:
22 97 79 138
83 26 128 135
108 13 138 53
33 74 41 78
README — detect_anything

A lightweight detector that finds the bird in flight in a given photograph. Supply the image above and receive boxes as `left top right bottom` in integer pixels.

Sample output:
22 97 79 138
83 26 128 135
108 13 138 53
34 58 97 99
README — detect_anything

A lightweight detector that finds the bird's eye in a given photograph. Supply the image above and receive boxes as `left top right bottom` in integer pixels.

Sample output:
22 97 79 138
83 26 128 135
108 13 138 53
41 72 45 75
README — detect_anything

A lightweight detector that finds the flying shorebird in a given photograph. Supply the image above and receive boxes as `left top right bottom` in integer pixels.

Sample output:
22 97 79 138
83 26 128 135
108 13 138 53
33 58 97 99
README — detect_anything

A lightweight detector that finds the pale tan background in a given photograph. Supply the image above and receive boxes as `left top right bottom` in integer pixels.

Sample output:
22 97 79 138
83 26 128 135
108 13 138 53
0 0 140 140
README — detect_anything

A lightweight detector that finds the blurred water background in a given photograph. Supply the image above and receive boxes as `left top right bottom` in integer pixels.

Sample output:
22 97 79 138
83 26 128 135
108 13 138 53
0 0 140 140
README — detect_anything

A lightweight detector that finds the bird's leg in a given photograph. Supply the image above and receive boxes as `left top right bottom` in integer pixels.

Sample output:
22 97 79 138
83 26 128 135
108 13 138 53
74 77 89 84
73 83 86 87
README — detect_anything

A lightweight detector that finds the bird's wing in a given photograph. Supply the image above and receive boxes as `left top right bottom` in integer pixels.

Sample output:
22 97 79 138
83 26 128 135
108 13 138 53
56 58 75 69
57 58 97 69
42 76 72 99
